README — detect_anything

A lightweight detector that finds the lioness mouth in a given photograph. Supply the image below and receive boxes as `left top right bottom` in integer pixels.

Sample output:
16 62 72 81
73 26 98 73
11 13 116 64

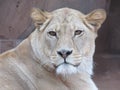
54 62 80 68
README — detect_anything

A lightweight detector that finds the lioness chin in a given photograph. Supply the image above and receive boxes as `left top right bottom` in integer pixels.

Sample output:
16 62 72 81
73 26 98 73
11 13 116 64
0 7 106 90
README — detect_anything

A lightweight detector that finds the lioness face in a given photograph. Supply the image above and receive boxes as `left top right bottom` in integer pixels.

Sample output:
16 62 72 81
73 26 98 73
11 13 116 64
31 8 106 76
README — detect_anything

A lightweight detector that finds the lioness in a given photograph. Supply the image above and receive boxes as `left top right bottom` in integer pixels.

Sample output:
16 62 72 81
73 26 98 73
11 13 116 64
0 8 106 90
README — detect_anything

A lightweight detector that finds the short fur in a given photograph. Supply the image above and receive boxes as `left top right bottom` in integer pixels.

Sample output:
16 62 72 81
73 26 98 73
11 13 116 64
0 8 106 90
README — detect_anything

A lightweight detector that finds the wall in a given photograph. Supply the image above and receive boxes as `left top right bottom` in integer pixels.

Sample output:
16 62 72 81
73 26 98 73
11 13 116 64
107 0 120 53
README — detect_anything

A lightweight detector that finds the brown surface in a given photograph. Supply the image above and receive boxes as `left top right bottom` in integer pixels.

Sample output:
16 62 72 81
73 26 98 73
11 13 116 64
107 0 120 53
0 0 46 39
94 54 120 90
94 71 120 90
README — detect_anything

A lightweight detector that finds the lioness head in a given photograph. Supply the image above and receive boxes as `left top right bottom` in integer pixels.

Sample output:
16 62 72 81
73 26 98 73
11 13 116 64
30 8 106 76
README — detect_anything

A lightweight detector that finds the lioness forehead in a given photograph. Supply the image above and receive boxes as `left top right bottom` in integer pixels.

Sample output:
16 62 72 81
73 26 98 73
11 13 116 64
46 8 87 32
51 8 85 23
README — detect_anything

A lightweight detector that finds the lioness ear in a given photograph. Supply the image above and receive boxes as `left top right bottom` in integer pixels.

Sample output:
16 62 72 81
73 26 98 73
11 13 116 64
86 9 106 30
31 8 50 28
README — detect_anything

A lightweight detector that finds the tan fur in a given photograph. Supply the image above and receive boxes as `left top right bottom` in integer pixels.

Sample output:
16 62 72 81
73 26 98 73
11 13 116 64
0 8 106 90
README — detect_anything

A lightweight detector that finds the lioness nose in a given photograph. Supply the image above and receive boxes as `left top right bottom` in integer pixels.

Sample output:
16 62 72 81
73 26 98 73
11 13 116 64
57 50 72 59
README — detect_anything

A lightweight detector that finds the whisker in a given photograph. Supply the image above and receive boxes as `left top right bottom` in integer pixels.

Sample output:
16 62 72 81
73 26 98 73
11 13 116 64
50 56 57 59
71 55 82 58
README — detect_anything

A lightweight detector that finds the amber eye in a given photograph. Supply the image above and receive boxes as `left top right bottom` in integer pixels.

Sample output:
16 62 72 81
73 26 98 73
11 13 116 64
74 30 83 36
48 31 56 36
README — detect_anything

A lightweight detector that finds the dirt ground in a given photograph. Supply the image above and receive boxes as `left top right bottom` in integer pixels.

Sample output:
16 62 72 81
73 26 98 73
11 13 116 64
94 71 120 90
93 54 120 90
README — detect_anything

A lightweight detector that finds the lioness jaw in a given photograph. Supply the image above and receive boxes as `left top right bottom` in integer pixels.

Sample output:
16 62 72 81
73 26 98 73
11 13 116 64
0 8 106 90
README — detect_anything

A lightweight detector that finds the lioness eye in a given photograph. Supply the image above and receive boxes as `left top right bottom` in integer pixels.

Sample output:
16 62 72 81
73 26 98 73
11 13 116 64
48 31 56 36
74 30 83 35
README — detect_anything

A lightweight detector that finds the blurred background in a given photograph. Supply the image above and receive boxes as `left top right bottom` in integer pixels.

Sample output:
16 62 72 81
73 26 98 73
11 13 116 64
0 0 120 90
